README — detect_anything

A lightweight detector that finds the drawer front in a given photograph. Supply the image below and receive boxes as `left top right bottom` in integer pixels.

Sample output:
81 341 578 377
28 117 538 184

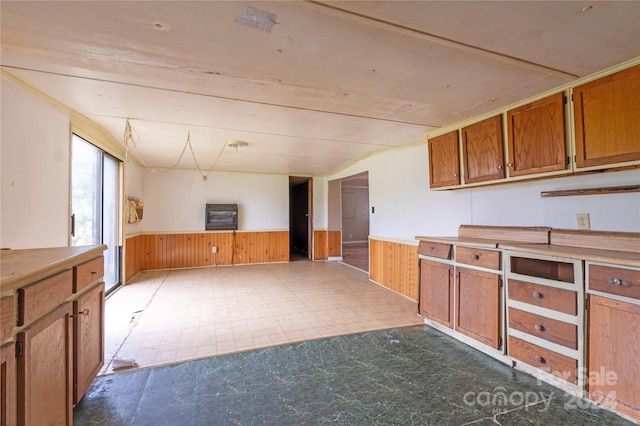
508 279 577 315
508 336 578 384
417 241 452 259
1 296 14 343
18 270 73 326
508 307 577 349
589 264 640 300
456 247 500 270
74 256 104 293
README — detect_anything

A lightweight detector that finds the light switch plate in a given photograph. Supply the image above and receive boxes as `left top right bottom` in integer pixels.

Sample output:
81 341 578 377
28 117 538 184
576 213 590 230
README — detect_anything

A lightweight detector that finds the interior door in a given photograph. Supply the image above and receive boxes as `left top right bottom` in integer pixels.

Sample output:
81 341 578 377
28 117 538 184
71 135 122 293
307 177 313 260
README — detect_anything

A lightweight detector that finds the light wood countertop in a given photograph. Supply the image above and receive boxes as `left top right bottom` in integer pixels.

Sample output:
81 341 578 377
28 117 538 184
498 243 640 268
0 245 107 295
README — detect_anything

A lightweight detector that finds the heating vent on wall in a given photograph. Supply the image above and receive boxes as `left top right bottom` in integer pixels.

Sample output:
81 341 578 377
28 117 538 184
205 204 238 231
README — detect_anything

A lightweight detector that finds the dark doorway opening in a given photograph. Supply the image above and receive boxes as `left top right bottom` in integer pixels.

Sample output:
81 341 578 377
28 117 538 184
289 177 312 261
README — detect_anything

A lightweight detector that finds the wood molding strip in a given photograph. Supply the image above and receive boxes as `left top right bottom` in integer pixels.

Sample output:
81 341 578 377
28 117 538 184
540 184 640 198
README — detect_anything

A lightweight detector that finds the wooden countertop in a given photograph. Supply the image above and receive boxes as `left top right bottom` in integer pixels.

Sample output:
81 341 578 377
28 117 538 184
415 236 499 249
499 243 640 268
0 245 107 295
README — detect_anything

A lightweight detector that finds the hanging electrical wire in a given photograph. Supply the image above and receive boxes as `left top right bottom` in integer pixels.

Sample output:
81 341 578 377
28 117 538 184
123 119 227 181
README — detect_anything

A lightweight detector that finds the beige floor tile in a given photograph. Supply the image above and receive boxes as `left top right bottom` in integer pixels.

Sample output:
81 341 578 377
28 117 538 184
101 261 422 375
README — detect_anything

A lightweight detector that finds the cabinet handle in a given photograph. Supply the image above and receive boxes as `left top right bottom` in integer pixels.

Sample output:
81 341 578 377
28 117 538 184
91 271 97 275
453 173 457 177
534 323 544 331
79 309 90 316
532 291 543 300
497 165 503 169
534 356 545 364
473 254 480 260
608 278 623 286
507 163 513 167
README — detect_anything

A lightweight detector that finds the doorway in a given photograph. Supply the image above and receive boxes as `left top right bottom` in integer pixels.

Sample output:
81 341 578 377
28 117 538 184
71 134 122 294
289 176 312 261
331 172 370 272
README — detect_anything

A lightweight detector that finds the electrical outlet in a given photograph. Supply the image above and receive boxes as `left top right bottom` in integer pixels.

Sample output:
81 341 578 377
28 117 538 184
576 213 590 230
211 246 217 253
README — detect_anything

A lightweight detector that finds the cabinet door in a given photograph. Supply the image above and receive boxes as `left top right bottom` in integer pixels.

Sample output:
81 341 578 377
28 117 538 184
506 93 567 177
1 343 17 426
588 295 640 422
419 259 454 328
461 115 505 183
456 267 501 349
428 130 460 188
573 65 640 168
73 283 104 404
17 303 73 426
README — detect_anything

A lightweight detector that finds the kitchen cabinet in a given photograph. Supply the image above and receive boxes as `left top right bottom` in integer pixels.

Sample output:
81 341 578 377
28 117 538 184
505 251 583 388
573 64 640 169
417 228 508 358
73 282 104 404
17 303 74 426
419 259 454 328
417 227 640 423
461 115 505 184
0 245 106 426
456 267 501 349
1 343 17 426
428 130 460 188
506 92 568 177
586 262 640 422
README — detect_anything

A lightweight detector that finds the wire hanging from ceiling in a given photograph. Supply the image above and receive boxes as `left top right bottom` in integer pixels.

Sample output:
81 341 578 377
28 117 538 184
123 119 227 181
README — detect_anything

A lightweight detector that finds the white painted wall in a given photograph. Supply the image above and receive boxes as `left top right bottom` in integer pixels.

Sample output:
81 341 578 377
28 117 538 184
1 77 71 249
140 169 289 232
328 143 640 242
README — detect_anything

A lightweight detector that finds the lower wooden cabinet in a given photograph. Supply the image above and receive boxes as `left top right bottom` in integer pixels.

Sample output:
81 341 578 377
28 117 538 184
17 303 73 426
73 283 104 404
588 295 640 422
456 267 501 350
1 343 17 426
419 259 454 328
1 246 106 426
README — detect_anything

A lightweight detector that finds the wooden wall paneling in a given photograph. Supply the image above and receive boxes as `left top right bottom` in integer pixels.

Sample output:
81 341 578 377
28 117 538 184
134 231 289 270
369 238 418 300
314 230 328 260
328 231 342 257
124 235 143 283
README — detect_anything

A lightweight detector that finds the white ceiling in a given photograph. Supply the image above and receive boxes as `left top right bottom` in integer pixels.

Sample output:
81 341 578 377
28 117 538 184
2 1 639 177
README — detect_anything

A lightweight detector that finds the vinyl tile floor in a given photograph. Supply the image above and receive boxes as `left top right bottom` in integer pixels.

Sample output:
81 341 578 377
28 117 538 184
100 261 423 375
75 325 635 425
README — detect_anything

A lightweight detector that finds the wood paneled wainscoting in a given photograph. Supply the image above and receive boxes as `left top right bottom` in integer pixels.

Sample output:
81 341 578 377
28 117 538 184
369 237 419 300
313 230 343 260
124 231 289 281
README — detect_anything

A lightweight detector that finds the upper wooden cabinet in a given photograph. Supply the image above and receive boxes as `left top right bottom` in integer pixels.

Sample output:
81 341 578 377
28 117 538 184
573 64 640 168
461 115 505 184
506 92 568 177
428 130 460 188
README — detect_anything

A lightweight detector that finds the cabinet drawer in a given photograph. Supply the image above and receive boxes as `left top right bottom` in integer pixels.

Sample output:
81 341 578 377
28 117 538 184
18 270 73 326
508 336 578 384
417 241 452 259
456 247 500 270
508 279 577 315
589 265 640 301
74 256 104 293
1 296 14 343
508 307 577 349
